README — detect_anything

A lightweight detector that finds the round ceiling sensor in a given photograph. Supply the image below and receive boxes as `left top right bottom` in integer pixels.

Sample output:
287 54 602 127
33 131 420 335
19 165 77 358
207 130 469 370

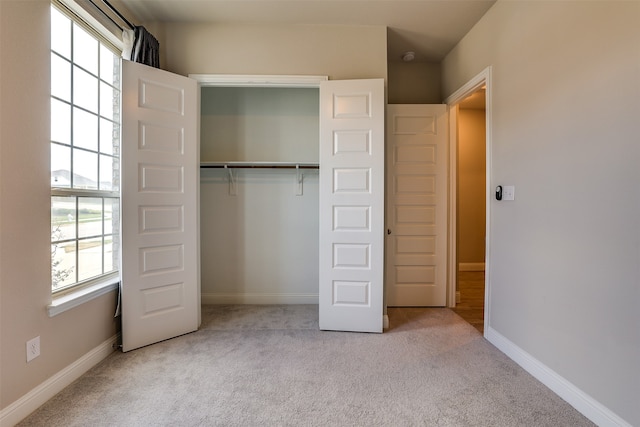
402 51 416 62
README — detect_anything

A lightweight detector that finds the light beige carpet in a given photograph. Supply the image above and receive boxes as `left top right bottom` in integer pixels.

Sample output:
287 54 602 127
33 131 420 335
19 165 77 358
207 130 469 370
18 305 594 426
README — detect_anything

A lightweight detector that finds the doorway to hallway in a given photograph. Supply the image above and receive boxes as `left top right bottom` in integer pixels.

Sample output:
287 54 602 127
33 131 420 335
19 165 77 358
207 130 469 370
452 88 486 333
445 67 491 335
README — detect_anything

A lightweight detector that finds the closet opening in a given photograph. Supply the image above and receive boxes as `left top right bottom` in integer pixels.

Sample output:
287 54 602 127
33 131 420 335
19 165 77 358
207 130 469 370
192 75 386 333
195 77 325 305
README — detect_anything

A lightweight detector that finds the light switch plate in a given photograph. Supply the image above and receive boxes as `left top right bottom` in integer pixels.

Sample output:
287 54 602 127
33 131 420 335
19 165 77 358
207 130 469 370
503 185 515 201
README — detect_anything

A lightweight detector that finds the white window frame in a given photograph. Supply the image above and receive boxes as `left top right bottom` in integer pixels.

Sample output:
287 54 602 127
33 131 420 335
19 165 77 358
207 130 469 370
48 0 124 316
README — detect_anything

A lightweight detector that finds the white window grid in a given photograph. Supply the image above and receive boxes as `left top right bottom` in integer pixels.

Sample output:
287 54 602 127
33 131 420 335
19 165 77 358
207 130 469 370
51 3 121 293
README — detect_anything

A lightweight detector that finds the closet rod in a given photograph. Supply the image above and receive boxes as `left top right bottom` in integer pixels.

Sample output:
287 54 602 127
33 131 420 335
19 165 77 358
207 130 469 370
200 162 319 169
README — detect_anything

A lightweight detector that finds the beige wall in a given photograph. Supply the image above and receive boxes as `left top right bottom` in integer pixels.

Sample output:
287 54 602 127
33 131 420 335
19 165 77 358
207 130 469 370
443 1 640 424
388 61 441 104
457 108 485 265
150 22 387 81
0 0 118 411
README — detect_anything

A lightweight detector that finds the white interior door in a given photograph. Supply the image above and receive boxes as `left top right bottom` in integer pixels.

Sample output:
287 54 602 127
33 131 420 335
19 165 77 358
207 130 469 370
121 60 200 352
385 104 447 306
319 79 385 333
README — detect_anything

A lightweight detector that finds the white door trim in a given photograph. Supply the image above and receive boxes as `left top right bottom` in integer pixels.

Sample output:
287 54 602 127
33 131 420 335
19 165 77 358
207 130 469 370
447 104 458 308
444 66 492 335
189 74 328 88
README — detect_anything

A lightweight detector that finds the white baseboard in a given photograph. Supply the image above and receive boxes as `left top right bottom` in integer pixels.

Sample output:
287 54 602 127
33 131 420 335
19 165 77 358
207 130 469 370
202 292 319 305
0 334 119 427
485 327 632 427
458 262 485 271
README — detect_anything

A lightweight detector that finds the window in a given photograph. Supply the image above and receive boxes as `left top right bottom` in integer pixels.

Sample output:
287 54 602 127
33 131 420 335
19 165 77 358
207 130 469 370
50 3 121 293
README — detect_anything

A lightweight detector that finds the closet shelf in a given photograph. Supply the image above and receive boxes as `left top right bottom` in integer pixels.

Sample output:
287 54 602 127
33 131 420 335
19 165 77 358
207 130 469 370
200 161 319 169
201 161 317 196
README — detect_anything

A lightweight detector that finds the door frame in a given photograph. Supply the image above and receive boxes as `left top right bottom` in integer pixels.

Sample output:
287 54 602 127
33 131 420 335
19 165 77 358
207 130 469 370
190 74 385 333
444 66 492 336
189 74 328 88
190 73 327 306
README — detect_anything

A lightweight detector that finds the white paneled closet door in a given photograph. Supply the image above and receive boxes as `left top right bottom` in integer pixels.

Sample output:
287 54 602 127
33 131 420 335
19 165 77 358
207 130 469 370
319 79 385 333
121 60 200 352
385 104 448 307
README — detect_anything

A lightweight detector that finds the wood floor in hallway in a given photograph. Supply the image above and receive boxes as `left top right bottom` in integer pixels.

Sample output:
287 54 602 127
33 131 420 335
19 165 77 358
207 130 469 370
452 271 485 334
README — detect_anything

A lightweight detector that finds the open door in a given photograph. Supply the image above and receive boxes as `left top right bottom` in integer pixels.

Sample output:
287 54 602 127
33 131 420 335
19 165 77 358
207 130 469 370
121 60 200 352
319 78 385 333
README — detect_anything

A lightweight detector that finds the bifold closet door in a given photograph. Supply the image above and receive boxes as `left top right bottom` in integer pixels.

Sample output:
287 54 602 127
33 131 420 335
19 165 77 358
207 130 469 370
121 60 200 352
319 79 385 333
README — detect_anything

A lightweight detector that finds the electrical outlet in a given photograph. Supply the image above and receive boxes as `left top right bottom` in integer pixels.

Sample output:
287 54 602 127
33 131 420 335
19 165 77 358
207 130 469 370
26 336 40 362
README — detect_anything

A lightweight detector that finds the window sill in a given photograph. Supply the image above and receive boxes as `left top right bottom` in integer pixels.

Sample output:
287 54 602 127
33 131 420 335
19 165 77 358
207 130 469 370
48 277 119 317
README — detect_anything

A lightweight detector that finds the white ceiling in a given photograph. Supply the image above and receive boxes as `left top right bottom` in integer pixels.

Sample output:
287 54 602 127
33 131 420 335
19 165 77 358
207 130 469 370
118 0 496 63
